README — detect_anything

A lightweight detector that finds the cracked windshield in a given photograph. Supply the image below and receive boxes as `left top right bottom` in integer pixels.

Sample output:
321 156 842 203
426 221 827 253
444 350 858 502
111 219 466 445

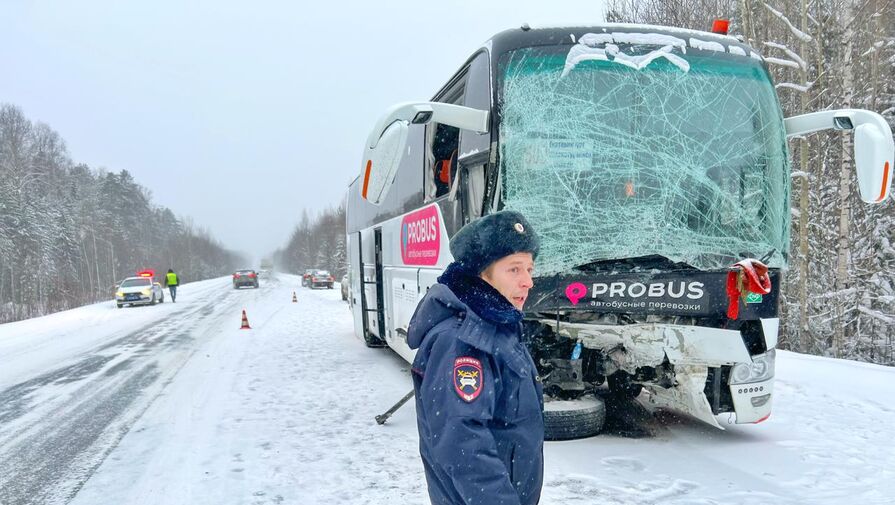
499 40 790 274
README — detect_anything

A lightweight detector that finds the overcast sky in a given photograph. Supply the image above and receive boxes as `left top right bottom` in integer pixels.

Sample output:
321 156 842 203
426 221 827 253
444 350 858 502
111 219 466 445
0 0 605 263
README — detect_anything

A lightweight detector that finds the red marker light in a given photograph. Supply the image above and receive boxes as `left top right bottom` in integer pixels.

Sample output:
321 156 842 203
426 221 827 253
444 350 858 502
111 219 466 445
361 160 372 200
138 269 154 278
876 161 890 202
711 19 730 35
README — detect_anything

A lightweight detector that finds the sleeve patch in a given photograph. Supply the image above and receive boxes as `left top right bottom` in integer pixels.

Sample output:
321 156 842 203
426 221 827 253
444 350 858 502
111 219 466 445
453 357 484 402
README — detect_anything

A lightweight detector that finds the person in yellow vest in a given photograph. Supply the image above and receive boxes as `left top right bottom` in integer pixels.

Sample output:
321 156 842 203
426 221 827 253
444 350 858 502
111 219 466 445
165 269 180 302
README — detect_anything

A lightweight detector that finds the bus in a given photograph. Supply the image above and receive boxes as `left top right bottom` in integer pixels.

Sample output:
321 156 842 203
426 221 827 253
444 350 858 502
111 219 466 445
345 23 893 435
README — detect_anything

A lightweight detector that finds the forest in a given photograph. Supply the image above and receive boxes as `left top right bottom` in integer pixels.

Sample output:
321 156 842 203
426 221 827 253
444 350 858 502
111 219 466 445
0 104 245 323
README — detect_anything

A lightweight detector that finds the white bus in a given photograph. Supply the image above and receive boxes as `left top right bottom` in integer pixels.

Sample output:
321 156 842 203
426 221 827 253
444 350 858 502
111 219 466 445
346 23 893 435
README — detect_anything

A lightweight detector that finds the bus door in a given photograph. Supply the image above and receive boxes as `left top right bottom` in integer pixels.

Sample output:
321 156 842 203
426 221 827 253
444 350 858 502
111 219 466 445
372 228 386 337
348 231 361 337
457 50 492 224
357 228 386 345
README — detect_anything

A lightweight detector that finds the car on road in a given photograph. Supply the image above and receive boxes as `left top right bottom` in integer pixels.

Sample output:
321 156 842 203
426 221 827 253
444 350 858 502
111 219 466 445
302 269 315 287
341 274 349 301
115 276 164 308
310 270 334 289
233 269 259 289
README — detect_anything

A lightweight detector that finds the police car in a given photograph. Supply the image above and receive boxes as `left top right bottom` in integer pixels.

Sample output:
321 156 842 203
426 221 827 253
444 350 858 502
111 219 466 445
115 271 165 308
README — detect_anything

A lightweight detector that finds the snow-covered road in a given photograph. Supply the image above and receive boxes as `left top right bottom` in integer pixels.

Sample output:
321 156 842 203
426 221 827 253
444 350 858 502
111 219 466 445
1 273 893 504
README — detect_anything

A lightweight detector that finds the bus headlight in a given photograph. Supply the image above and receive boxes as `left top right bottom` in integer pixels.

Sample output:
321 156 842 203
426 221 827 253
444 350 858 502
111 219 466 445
730 349 776 384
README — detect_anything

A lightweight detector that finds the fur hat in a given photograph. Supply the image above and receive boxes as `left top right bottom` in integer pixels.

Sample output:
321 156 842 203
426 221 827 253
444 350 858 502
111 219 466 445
449 210 539 274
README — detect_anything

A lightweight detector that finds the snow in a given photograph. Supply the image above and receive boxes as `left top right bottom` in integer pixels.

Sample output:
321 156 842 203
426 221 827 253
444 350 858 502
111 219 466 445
777 82 813 93
563 30 765 77
607 32 687 51
688 38 725 53
763 3 814 43
764 41 807 70
0 283 214 388
564 37 690 77
567 29 754 62
1 273 894 504
857 305 895 324
578 22 738 44
765 57 802 69
543 397 602 412
578 33 615 46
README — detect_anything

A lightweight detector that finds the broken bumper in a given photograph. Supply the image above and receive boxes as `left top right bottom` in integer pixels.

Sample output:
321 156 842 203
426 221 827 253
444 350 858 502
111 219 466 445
729 378 773 423
542 318 777 428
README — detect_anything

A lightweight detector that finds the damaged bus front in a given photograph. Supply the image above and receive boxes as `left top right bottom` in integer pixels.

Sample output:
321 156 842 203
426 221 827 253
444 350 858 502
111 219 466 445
500 32 791 427
351 24 893 432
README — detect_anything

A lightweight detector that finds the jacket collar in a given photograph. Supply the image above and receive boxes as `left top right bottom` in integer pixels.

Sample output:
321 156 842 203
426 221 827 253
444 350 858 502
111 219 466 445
407 284 464 350
407 263 524 356
437 262 523 327
406 270 531 374
406 283 500 354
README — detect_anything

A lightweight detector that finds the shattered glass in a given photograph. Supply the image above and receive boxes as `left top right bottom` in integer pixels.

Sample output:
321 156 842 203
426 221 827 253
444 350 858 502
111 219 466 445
498 42 790 275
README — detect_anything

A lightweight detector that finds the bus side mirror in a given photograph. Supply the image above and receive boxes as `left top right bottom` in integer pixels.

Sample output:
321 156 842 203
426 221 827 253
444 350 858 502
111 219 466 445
360 120 409 205
785 109 893 203
360 102 489 205
853 122 892 203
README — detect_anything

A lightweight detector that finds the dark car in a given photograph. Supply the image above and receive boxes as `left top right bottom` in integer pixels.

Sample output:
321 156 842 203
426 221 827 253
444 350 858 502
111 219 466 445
233 269 259 289
302 268 315 287
310 270 334 289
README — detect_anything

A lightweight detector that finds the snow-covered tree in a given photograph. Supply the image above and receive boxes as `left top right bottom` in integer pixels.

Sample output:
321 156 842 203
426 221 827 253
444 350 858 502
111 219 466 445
606 0 895 364
0 103 244 323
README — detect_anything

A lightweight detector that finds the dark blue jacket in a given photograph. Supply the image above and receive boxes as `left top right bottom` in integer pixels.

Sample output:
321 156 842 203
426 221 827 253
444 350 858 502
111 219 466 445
408 262 544 505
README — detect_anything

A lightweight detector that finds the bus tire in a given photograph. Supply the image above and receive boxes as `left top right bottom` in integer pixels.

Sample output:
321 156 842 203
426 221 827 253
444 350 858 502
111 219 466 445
543 396 606 441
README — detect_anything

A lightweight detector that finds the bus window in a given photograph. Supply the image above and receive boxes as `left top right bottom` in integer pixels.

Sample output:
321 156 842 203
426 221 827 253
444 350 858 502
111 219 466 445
464 162 486 221
425 73 467 201
428 123 459 199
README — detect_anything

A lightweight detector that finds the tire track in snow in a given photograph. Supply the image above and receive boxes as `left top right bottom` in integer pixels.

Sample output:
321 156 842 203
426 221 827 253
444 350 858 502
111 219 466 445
0 290 243 505
0 363 162 504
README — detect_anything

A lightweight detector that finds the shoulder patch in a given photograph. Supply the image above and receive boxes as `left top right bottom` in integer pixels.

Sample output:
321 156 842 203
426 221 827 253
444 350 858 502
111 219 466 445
453 356 483 402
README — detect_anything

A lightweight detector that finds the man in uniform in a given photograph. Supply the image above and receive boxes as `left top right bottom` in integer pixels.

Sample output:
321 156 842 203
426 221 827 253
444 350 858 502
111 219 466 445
408 210 544 505
165 269 179 303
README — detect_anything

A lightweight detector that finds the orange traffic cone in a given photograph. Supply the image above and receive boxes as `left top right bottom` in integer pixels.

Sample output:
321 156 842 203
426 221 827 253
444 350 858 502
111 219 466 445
292 291 297 303
240 309 251 330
